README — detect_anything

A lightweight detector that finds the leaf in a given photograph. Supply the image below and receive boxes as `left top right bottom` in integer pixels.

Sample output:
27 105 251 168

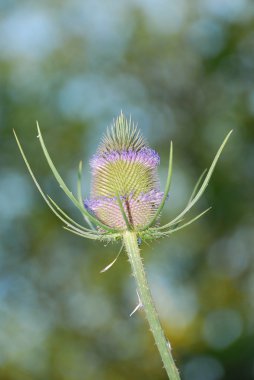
100 243 123 273
187 168 207 205
47 196 97 234
13 129 99 240
116 193 132 230
158 207 212 235
63 226 102 240
157 130 233 230
36 122 118 233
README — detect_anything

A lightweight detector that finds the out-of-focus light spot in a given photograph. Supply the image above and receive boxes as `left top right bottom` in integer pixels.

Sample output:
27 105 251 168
55 342 101 379
58 74 146 121
29 239 93 315
201 0 249 21
0 171 33 221
202 309 243 349
183 355 224 380
0 274 53 371
63 0 132 61
141 105 176 144
153 240 197 283
65 289 113 331
188 19 225 57
149 273 199 328
135 0 187 34
207 227 252 278
110 319 145 359
0 7 60 60
8 64 49 101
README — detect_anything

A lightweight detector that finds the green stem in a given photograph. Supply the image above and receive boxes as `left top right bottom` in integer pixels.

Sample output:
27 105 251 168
123 231 181 380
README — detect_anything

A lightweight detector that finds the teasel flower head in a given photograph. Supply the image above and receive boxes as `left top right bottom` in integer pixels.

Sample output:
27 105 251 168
85 113 163 231
13 113 232 244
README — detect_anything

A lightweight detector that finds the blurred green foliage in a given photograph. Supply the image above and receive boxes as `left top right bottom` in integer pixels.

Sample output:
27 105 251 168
0 0 254 379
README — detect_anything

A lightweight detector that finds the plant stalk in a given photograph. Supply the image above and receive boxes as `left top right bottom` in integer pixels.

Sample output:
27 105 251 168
123 231 180 380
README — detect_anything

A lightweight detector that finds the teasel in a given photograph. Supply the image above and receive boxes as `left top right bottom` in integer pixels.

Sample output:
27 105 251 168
14 113 232 380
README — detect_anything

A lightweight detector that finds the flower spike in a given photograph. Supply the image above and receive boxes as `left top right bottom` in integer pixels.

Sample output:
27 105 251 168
85 114 163 231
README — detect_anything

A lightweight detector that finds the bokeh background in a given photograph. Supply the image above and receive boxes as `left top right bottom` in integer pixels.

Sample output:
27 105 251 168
1 0 254 379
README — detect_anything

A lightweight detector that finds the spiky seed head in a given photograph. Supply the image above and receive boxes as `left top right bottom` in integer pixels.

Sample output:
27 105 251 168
85 113 163 231
98 112 147 154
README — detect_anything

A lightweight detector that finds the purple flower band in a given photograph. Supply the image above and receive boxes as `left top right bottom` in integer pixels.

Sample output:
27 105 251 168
84 190 164 230
90 147 160 172
85 189 163 210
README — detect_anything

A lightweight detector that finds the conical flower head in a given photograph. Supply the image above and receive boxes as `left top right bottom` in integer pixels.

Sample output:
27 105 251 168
85 114 163 230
